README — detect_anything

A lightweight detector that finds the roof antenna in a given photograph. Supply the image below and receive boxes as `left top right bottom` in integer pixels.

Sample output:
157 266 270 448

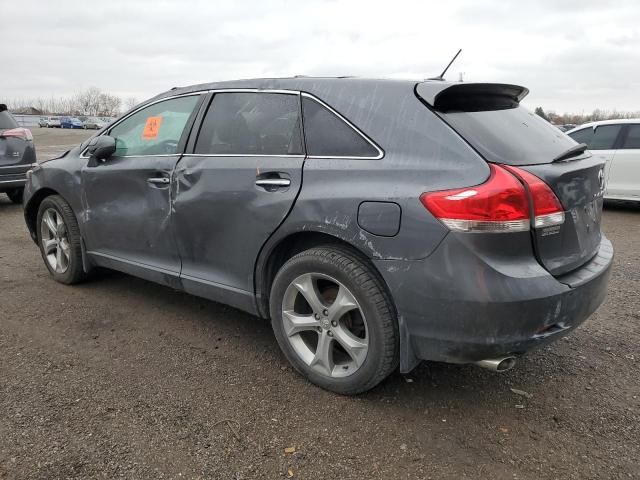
429 49 462 81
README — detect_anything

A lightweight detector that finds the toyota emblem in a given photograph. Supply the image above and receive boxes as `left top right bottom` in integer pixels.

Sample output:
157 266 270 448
598 169 605 190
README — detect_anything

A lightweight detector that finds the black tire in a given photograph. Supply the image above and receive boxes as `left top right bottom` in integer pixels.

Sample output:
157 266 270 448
36 195 87 285
6 188 23 204
270 245 399 395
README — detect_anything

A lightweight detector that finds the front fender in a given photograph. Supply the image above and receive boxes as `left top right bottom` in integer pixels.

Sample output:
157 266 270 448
23 152 86 242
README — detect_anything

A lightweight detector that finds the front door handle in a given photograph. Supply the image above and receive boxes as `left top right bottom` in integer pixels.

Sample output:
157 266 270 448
147 177 170 185
255 178 291 187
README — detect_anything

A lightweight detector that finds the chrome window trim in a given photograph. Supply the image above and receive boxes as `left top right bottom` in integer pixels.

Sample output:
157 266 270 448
184 154 305 158
84 88 384 160
300 92 384 160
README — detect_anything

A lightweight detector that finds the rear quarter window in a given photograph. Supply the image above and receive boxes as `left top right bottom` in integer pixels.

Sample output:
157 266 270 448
301 96 381 158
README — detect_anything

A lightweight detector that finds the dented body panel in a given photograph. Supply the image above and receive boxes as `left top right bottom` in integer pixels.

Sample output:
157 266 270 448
375 232 613 371
23 77 613 374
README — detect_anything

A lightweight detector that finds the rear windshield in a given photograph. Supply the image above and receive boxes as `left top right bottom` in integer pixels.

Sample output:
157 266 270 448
0 111 18 129
437 106 578 165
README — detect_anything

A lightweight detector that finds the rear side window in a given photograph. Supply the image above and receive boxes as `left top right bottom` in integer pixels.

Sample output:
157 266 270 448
589 125 622 150
195 93 303 155
0 111 18 129
301 96 381 158
621 125 640 149
110 95 199 156
568 127 594 146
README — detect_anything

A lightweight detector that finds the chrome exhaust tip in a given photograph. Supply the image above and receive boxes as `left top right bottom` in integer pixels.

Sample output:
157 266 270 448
475 356 517 372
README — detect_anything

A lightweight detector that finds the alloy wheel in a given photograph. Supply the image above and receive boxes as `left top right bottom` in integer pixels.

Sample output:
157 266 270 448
281 273 369 378
40 208 71 274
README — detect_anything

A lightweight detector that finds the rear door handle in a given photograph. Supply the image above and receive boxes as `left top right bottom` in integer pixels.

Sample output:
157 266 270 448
147 177 170 185
255 178 291 187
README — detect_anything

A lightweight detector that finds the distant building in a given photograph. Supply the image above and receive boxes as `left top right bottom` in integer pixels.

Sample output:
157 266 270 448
13 106 43 116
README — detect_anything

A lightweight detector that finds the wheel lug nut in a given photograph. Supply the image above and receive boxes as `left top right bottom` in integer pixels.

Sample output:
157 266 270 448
314 313 320 320
331 321 337 327
327 331 333 337
322 309 328 316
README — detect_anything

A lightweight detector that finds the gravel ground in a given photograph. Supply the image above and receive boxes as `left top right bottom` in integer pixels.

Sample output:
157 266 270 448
0 130 638 479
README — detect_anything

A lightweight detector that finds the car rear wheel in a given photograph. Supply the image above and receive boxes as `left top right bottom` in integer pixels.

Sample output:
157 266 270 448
6 188 23 204
270 246 399 394
36 195 87 285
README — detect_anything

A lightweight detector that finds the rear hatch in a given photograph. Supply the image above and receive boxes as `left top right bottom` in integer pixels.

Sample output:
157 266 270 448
0 108 24 168
416 82 605 276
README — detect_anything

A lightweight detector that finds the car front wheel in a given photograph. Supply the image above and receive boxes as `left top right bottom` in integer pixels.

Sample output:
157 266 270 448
270 246 399 394
36 195 87 284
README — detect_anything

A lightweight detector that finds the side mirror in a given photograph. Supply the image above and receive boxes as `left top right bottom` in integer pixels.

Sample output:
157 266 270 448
86 135 116 166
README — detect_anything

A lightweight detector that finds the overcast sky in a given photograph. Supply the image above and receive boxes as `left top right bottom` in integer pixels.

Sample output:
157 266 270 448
2 0 639 113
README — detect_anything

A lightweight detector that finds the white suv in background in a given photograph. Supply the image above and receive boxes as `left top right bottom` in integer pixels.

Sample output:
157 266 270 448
568 120 640 202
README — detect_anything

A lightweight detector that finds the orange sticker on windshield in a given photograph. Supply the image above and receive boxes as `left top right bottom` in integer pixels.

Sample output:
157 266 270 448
142 116 163 140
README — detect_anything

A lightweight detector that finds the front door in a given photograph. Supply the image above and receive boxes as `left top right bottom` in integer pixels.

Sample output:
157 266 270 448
82 94 201 282
173 91 305 311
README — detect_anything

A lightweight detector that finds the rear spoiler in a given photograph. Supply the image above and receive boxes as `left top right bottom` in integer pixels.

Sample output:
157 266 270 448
416 82 529 113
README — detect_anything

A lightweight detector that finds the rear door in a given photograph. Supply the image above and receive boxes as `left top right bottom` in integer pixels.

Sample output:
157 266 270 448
568 124 623 196
417 82 607 276
173 91 305 310
82 94 202 282
607 124 640 200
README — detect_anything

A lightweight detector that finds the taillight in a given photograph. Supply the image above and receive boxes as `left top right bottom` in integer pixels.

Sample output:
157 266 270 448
420 163 565 233
502 165 565 228
420 164 530 233
0 127 33 141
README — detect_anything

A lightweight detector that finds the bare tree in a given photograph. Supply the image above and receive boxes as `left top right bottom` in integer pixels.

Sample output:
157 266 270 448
124 97 138 111
98 93 121 116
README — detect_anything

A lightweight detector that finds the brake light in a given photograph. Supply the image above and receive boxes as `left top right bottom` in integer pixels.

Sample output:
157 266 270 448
502 165 565 228
0 127 33 141
420 164 530 233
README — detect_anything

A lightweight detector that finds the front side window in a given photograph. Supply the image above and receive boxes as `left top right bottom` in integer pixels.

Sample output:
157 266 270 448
302 96 380 158
588 125 622 150
110 95 200 156
621 125 640 149
195 93 303 155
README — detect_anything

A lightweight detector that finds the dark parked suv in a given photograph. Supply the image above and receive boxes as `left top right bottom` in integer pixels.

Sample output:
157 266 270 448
22 78 613 394
0 104 36 203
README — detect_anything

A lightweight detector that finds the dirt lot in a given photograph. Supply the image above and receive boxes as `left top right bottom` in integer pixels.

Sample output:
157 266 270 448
0 129 638 479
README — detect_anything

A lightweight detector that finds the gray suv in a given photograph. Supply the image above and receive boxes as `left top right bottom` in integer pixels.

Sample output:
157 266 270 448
22 78 613 394
1 104 36 203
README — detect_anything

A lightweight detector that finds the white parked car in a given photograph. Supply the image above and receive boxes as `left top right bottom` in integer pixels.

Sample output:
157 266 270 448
567 120 640 202
38 116 61 128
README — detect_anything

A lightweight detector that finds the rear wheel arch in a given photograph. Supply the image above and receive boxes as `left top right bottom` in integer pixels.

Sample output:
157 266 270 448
255 230 396 321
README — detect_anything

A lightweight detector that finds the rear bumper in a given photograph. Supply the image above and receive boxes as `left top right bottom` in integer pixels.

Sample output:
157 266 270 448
0 173 28 191
0 164 36 192
374 234 613 373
